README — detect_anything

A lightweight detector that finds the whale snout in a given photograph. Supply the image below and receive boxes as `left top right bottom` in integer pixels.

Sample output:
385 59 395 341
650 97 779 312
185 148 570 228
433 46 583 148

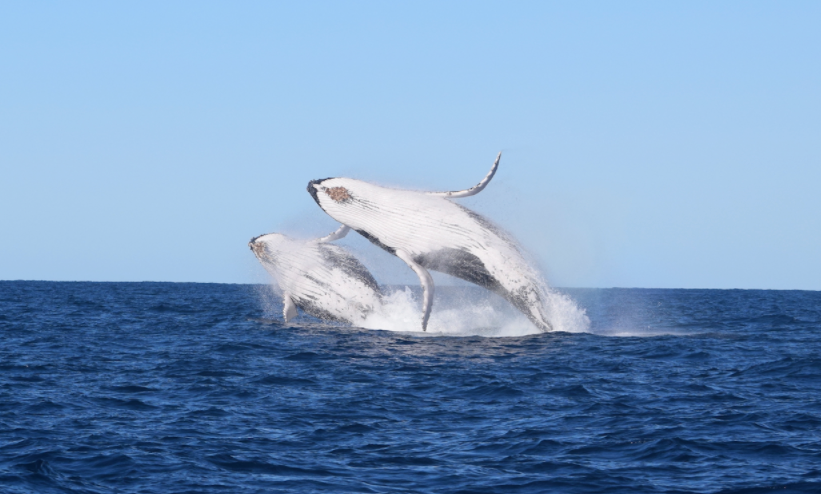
307 180 322 205
249 235 271 257
308 178 355 208
307 177 336 207
249 236 262 252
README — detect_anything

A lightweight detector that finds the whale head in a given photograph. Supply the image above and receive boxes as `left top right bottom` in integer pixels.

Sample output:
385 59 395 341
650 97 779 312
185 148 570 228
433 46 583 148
307 177 370 225
248 233 290 264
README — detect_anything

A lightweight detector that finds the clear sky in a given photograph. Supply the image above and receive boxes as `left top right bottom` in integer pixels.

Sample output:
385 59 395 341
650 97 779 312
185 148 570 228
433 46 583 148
1 2 819 289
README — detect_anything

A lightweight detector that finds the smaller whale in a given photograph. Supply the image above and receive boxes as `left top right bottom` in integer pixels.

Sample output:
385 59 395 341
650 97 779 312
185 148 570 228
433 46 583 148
249 232 382 325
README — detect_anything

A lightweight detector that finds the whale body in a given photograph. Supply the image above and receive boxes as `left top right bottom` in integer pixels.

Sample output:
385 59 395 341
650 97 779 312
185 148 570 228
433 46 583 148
249 233 382 325
306 154 553 332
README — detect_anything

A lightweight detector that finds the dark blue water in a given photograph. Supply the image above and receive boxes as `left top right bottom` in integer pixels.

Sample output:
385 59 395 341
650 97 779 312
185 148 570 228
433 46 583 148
1 281 820 493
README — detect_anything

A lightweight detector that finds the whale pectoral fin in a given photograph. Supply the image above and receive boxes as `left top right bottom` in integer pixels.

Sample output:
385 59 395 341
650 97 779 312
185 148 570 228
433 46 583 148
283 293 298 323
427 152 501 199
318 225 350 243
395 249 434 331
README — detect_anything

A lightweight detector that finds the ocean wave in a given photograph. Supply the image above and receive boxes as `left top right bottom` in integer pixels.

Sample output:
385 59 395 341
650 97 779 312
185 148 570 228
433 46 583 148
1 282 820 493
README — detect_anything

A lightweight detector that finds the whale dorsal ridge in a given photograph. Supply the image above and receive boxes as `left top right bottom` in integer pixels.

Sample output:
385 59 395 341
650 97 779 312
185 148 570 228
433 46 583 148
427 152 501 199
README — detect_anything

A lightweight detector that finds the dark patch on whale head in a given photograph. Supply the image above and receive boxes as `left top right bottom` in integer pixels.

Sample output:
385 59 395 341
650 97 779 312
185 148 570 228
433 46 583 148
325 186 351 203
248 234 281 264
248 237 264 255
307 178 335 208
248 234 265 250
249 242 272 263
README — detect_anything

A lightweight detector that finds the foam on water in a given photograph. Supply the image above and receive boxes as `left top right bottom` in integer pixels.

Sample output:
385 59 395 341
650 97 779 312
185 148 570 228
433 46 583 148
589 327 696 337
358 285 590 337
259 275 695 338
542 286 592 334
255 274 592 337
358 286 535 336
250 231 593 336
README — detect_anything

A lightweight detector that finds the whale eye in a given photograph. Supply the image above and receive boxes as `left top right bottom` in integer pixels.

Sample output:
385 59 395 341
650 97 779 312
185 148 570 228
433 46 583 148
325 186 351 203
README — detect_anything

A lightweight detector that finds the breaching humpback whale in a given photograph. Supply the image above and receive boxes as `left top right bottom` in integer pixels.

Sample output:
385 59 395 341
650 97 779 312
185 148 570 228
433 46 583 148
307 153 553 332
249 233 382 325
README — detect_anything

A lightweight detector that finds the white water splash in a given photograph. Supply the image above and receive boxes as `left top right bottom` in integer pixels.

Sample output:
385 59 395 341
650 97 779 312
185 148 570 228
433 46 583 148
359 286 590 337
541 287 592 334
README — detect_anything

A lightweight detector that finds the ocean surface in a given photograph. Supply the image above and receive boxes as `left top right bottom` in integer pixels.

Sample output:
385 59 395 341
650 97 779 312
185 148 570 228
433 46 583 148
1 281 820 493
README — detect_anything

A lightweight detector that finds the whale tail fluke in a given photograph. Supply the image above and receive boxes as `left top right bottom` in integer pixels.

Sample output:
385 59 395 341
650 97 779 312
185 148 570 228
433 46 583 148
427 152 501 199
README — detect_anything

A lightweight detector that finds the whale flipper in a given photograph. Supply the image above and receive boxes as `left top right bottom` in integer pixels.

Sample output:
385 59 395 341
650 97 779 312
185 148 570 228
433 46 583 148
283 293 298 323
318 225 350 243
396 248 434 331
426 152 501 199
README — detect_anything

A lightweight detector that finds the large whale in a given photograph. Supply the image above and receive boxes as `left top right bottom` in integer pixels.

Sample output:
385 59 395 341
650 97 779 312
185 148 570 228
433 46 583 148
249 232 382 325
306 153 553 332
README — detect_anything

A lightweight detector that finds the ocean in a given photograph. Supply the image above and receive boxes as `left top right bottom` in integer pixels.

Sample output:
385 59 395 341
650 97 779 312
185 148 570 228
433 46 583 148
1 281 820 493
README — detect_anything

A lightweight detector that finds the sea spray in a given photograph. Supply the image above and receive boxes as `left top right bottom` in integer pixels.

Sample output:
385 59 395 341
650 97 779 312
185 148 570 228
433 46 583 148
541 287 591 333
255 280 591 337
251 238 591 335
360 286 541 336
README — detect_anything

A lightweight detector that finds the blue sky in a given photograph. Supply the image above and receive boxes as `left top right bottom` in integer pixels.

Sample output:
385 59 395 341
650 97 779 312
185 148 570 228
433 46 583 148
1 2 819 289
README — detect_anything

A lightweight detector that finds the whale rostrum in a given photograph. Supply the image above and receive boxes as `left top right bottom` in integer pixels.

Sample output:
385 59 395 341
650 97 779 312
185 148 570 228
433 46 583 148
249 232 382 325
307 153 553 332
